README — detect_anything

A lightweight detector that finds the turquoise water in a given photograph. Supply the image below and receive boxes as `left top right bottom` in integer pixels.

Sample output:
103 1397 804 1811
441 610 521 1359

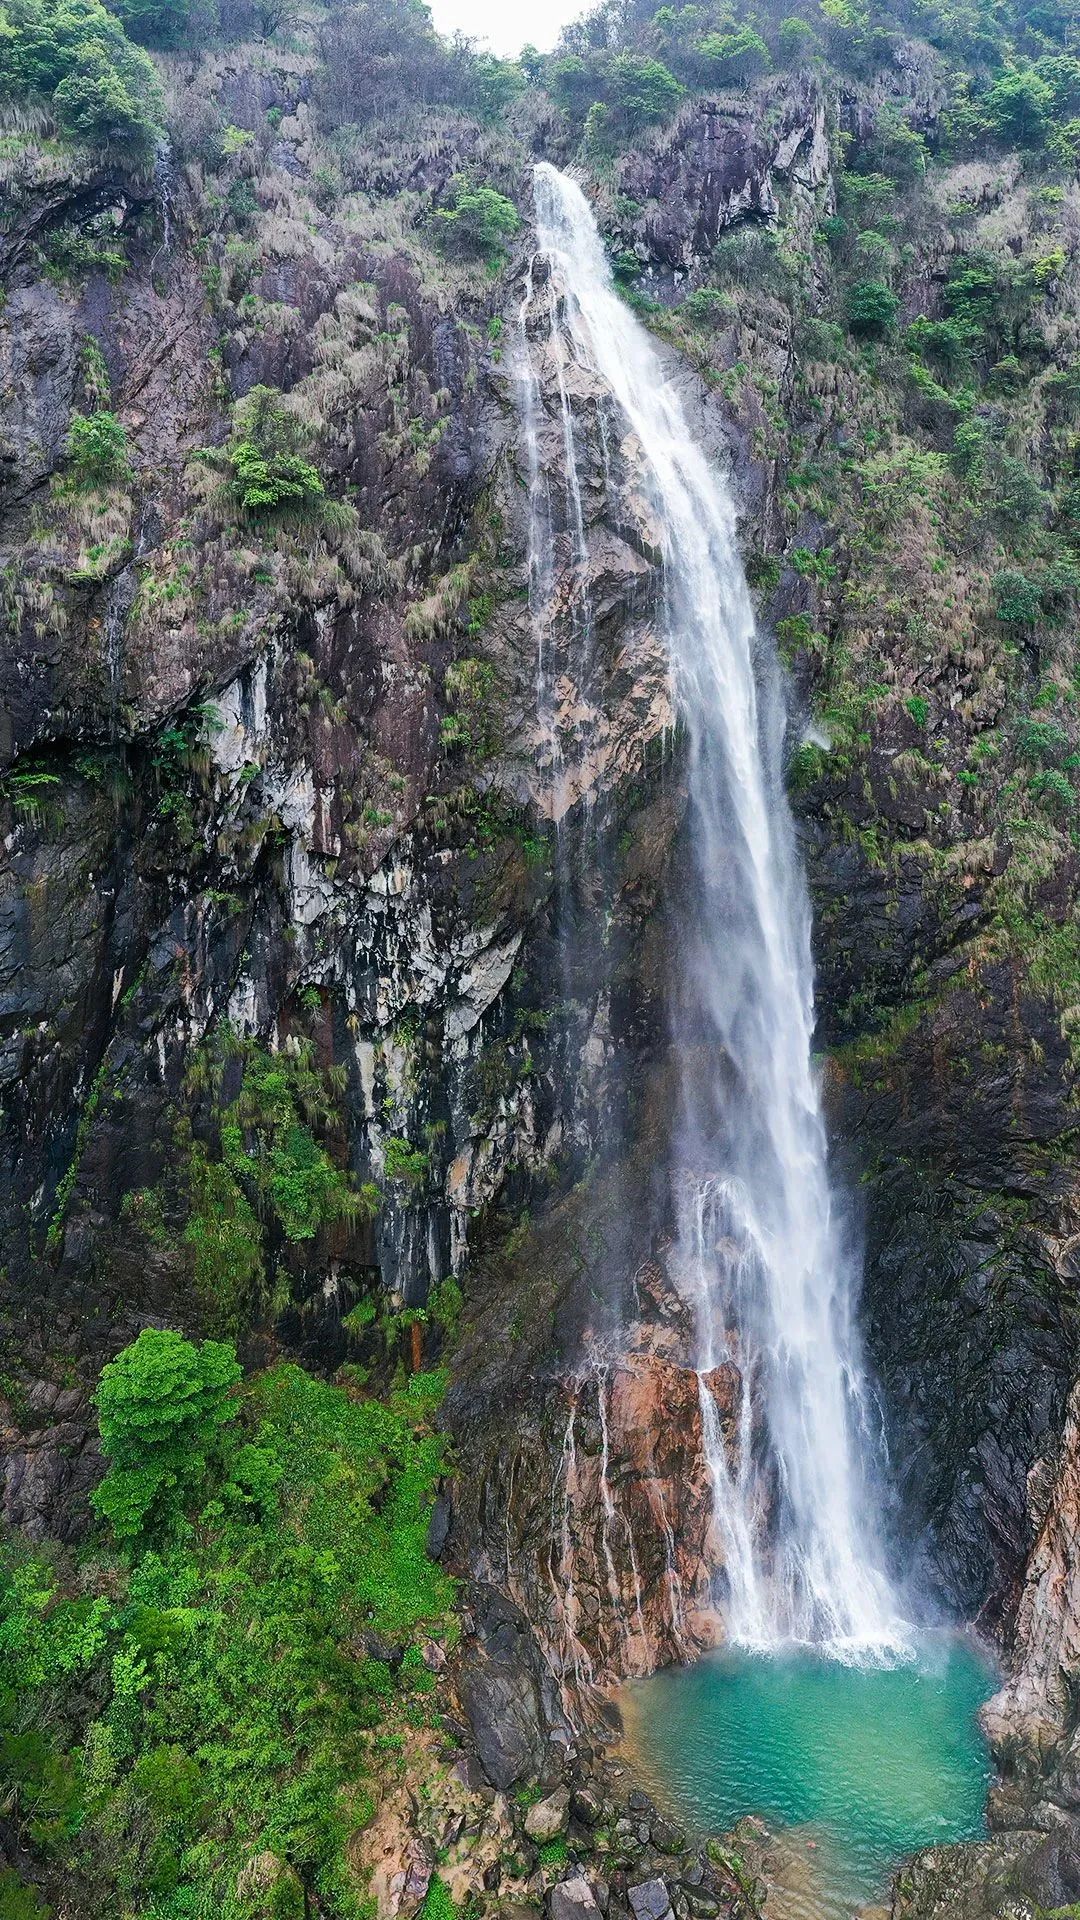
621 1635 995 1917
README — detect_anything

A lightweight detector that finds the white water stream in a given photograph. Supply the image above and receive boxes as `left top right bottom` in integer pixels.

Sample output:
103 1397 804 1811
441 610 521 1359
523 163 909 1660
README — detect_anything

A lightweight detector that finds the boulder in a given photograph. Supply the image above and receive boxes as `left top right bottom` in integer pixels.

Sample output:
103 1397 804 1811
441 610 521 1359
549 1878 601 1920
628 1879 673 1920
525 1787 571 1843
570 1787 603 1828
234 1851 304 1918
650 1820 685 1855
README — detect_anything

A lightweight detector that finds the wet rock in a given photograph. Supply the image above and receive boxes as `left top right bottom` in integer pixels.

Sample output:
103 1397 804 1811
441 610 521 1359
524 1788 571 1844
982 1379 1080 1776
549 1878 602 1920
458 1660 545 1792
891 1833 1052 1917
457 1587 565 1791
570 1788 603 1828
426 1490 451 1559
649 1821 685 1855
627 1879 672 1920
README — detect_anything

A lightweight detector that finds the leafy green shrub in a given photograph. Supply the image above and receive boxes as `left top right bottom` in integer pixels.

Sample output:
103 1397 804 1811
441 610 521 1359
695 26 771 86
944 252 1014 356
383 1137 429 1189
906 315 974 383
440 656 498 756
214 386 324 519
93 1329 241 1546
178 1035 377 1331
862 103 927 183
0 1869 49 1919
435 183 520 260
986 454 1047 534
905 695 929 726
547 50 597 114
109 0 192 47
41 222 126 285
845 279 900 337
777 15 820 62
790 545 837 584
0 0 163 152
951 417 986 482
1029 768 1076 812
1016 717 1069 763
606 52 683 131
2 1356 452 1919
993 569 1043 624
183 1144 264 1325
837 171 896 229
66 410 131 489
787 741 828 791
984 66 1052 147
2 761 62 827
419 1877 457 1920
680 286 735 328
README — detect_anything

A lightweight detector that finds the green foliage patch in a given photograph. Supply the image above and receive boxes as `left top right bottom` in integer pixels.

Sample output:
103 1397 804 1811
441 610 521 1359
175 1033 378 1333
435 182 520 261
64 410 131 490
93 1329 241 1546
209 387 326 522
0 1341 452 1920
0 0 163 152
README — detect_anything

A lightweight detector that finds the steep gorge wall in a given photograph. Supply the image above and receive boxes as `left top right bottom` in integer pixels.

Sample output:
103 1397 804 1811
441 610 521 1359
6 31 1080 1910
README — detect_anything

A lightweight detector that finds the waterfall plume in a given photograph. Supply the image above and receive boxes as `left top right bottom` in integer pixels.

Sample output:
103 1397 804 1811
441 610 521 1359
522 161 909 1663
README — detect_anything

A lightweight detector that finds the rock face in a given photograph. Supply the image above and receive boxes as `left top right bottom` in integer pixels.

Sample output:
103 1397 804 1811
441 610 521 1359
976 1382 1080 1825
616 78 831 276
456 1300 737 1695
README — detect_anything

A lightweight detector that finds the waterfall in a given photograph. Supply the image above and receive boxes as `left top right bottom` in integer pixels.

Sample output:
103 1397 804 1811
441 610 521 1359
524 162 909 1661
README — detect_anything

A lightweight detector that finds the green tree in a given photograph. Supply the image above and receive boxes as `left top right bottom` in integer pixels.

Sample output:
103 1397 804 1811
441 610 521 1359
906 315 975 383
93 1329 241 1545
0 0 163 153
435 183 520 257
470 51 525 119
845 278 900 337
111 0 192 48
66 409 131 488
984 66 1052 147
218 385 324 519
992 568 1043 624
1035 51 1080 116
777 14 820 62
695 25 771 86
606 52 683 132
547 51 601 114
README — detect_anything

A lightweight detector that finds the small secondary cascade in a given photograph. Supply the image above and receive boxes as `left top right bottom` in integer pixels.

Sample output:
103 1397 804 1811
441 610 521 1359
522 161 909 1660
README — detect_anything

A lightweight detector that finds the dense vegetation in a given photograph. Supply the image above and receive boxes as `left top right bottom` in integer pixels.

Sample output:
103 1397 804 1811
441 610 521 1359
1 1332 450 1920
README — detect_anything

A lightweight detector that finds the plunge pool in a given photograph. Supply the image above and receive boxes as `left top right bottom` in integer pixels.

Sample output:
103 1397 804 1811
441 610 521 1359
620 1634 995 1917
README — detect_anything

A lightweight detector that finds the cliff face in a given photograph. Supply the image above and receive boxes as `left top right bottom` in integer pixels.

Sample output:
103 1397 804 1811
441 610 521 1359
8 11 1080 1917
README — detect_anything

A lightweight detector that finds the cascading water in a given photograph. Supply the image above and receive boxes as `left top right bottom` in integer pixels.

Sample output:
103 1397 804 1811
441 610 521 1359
523 161 909 1661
